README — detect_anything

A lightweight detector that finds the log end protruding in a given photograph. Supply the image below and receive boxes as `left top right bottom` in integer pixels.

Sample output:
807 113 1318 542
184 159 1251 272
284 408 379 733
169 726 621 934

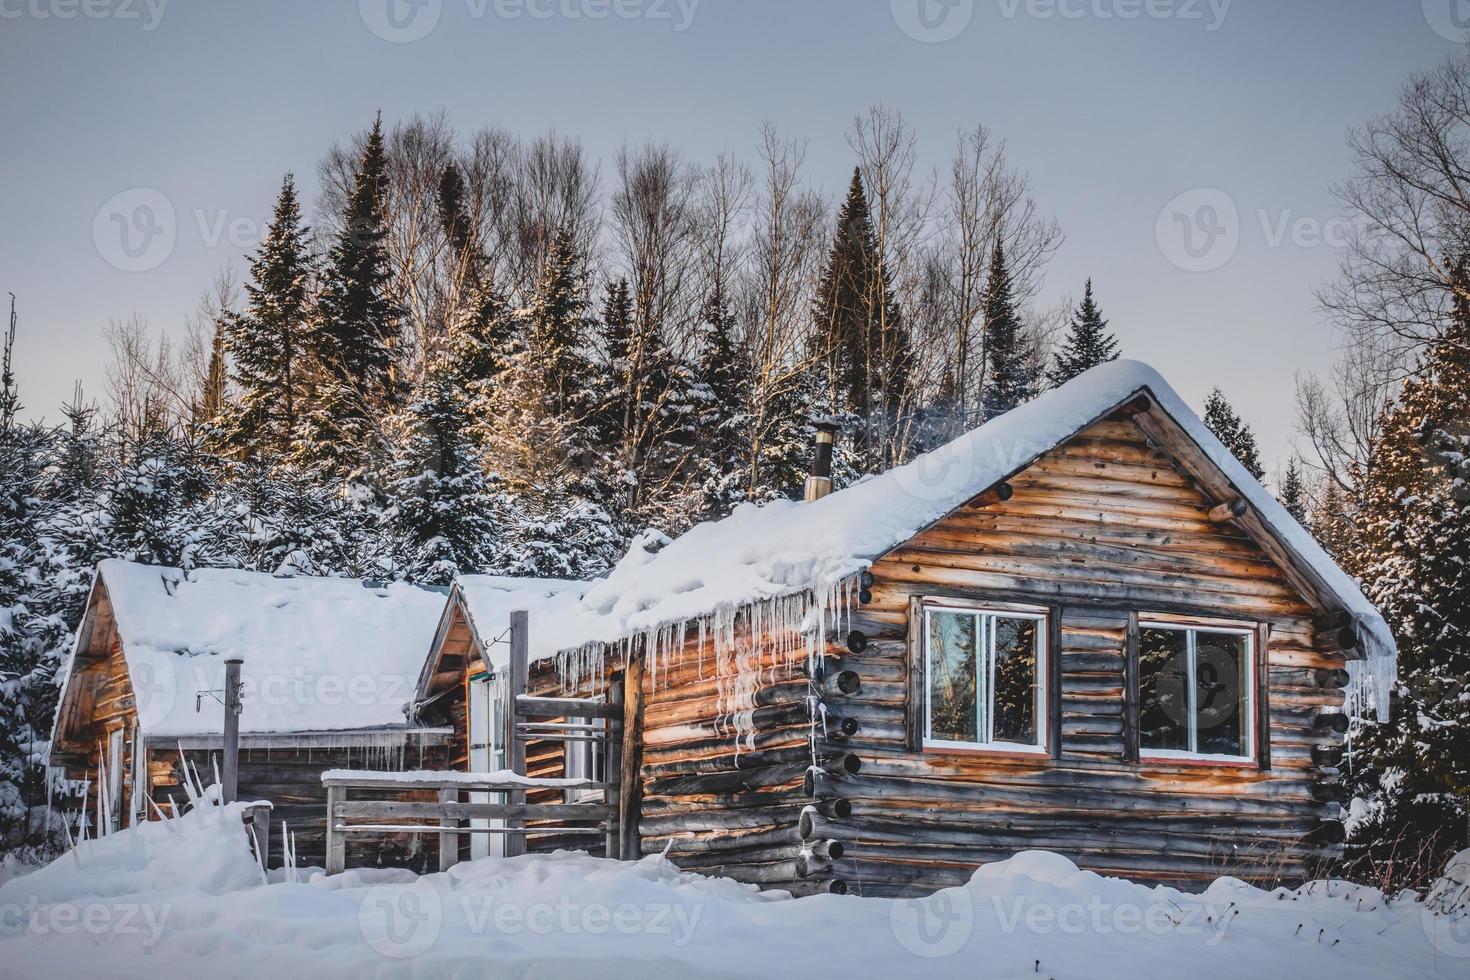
1206 498 1248 523
1313 712 1350 735
1314 668 1350 690
968 482 1014 509
831 670 862 696
846 630 868 654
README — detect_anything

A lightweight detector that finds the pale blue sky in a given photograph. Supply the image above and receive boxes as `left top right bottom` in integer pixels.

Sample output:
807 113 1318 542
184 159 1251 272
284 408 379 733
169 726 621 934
0 0 1462 470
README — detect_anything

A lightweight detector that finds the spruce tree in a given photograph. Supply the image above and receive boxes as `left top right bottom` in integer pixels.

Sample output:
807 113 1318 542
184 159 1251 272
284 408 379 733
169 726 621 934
1342 262 1470 888
980 238 1033 420
1048 278 1120 386
297 115 402 474
812 168 912 467
1278 456 1309 525
691 289 753 520
1202 388 1266 480
229 173 311 458
381 363 508 585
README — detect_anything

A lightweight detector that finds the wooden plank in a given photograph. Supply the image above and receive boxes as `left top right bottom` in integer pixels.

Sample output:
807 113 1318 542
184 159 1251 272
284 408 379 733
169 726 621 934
505 609 528 858
620 648 647 859
438 786 457 872
324 784 345 875
337 800 610 821
515 696 622 720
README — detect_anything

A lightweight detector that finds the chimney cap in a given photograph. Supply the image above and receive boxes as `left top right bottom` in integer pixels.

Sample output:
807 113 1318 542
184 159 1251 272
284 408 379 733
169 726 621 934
811 417 841 434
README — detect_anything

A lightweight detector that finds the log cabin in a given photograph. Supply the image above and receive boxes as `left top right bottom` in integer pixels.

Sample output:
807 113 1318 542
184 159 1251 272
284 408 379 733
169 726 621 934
411 360 1397 897
49 560 453 866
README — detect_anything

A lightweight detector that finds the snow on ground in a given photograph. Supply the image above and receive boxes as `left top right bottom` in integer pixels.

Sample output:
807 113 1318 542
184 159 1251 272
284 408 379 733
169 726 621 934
0 804 1465 979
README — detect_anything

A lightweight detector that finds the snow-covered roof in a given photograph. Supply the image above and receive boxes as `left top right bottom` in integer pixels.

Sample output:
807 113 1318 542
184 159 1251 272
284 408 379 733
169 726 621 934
69 561 450 737
449 575 591 672
534 360 1396 714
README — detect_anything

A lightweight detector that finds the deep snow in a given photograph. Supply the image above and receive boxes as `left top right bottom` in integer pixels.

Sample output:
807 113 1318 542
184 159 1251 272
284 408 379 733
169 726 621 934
0 802 1464 979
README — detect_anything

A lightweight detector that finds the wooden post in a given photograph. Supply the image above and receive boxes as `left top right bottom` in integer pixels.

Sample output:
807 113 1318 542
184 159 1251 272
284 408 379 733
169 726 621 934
222 658 242 805
504 609 528 858
618 648 646 861
245 802 271 870
438 785 458 872
604 672 624 860
325 783 345 875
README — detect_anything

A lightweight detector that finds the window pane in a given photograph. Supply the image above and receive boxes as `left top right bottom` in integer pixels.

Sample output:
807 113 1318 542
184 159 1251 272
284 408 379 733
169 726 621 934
928 611 977 743
992 617 1039 745
1194 631 1249 756
1139 628 1189 752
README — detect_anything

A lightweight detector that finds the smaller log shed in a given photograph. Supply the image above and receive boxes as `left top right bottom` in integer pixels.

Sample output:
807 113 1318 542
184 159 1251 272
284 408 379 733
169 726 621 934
49 560 452 867
411 576 601 859
430 360 1399 898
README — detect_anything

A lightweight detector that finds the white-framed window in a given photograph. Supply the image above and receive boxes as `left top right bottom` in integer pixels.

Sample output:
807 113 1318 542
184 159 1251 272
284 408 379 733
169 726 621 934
1137 621 1255 762
923 602 1048 753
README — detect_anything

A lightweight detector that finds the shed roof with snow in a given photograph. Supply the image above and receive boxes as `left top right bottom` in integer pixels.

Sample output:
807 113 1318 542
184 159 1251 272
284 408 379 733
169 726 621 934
54 560 449 739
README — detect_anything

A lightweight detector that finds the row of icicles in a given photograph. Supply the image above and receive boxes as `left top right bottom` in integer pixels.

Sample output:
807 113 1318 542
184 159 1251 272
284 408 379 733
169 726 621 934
552 574 862 752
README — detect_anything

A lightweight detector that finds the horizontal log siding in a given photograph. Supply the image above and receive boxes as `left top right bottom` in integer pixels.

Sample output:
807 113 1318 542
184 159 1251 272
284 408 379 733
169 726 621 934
814 418 1347 896
630 620 814 893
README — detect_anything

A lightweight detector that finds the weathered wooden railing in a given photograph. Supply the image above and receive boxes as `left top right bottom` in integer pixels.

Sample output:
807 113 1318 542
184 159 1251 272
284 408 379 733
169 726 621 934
322 770 616 874
321 609 631 875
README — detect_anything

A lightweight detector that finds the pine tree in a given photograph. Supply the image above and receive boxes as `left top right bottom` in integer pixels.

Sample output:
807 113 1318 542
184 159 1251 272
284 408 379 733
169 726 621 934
980 238 1033 420
1278 456 1309 525
228 173 312 458
690 289 753 520
296 115 402 474
1341 261 1470 888
381 364 508 585
1048 278 1120 386
1202 388 1266 480
812 168 912 468
0 303 67 851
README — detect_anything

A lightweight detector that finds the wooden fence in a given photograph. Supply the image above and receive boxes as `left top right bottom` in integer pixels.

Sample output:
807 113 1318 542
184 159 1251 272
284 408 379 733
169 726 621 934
322 612 627 875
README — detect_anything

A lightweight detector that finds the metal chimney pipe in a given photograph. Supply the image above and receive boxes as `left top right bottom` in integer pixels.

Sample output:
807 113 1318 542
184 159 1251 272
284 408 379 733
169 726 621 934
804 420 839 502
